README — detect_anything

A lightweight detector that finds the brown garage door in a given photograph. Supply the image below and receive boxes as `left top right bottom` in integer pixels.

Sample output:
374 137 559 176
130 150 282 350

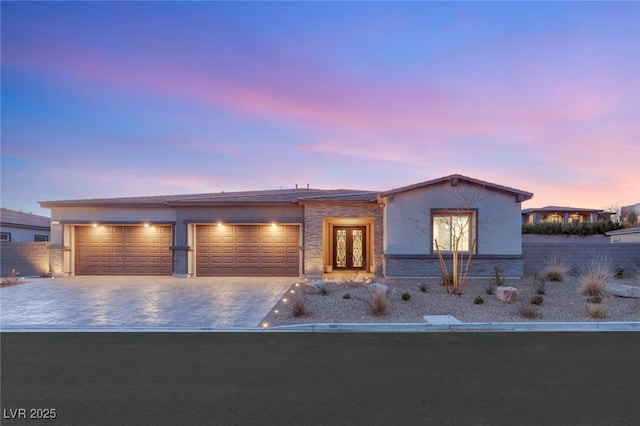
196 224 299 276
75 225 173 275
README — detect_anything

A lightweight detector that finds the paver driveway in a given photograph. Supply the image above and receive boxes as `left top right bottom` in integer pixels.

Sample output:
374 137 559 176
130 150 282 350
0 276 293 328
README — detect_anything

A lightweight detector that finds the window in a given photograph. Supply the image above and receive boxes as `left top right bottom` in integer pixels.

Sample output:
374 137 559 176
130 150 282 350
34 235 49 242
0 232 11 242
432 211 475 252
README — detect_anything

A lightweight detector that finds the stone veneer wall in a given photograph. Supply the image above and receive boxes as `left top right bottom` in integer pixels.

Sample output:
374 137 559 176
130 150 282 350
303 203 383 277
1 242 50 277
384 255 523 278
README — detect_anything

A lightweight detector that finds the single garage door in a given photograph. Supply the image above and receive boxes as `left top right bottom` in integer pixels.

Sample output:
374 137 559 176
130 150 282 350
196 224 299 276
75 225 173 275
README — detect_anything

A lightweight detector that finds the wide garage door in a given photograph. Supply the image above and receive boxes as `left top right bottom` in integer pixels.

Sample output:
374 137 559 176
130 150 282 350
196 224 299 276
75 225 173 275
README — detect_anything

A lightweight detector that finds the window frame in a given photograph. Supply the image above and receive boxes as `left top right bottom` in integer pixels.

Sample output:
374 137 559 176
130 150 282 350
34 235 49 242
430 209 477 254
0 232 11 242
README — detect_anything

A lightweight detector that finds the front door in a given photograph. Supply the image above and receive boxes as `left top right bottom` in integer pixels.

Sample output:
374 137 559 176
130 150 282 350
333 226 366 270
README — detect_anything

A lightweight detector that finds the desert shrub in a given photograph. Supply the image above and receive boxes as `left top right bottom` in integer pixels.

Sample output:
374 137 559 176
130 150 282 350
517 303 541 319
579 257 614 296
473 296 484 305
416 282 428 293
529 295 544 305
342 293 351 300
587 303 607 318
540 258 570 282
522 221 622 236
587 295 602 304
401 292 411 301
491 267 505 286
369 292 388 316
614 267 624 278
1 269 20 286
484 281 495 295
290 296 308 318
317 280 329 296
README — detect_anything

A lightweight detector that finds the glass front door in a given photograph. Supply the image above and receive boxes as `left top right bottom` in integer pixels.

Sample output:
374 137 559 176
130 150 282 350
332 226 366 270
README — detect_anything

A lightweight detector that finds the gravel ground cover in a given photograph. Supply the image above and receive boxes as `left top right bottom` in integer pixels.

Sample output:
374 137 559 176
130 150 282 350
261 276 640 327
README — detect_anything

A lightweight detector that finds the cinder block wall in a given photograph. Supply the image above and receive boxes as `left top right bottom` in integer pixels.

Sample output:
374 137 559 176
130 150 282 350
1 242 50 277
522 243 640 276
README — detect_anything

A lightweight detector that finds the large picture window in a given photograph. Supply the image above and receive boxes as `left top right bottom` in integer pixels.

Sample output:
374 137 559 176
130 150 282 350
432 210 475 252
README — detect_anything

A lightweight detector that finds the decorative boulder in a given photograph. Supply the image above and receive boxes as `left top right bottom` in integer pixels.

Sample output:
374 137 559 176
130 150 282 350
368 283 389 296
496 286 519 302
303 281 324 294
607 283 640 298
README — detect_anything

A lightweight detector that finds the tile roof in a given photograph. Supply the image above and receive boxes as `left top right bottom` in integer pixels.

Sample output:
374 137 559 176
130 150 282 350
39 174 533 208
40 188 378 207
605 225 640 236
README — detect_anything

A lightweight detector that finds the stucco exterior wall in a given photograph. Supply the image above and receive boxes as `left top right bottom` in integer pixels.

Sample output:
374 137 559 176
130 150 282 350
609 232 640 243
0 225 50 242
383 181 523 256
303 203 383 277
175 205 304 246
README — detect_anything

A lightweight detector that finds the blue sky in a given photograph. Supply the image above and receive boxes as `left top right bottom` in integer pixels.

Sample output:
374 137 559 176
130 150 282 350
1 1 638 216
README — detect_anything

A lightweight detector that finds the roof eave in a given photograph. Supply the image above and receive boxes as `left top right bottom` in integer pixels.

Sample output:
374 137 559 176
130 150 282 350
40 202 170 209
380 174 533 201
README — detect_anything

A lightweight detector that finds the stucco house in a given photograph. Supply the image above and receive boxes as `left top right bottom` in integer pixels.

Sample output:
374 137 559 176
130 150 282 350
522 206 613 225
40 174 532 278
0 208 51 242
605 226 640 243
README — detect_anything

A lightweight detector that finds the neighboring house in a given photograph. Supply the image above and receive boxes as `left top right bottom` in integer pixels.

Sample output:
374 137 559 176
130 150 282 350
522 206 612 225
605 226 640 243
0 208 51 277
0 208 51 242
620 203 640 226
40 174 532 278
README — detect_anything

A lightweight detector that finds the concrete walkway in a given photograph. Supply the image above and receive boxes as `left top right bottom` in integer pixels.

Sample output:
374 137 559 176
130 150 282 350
0 276 293 328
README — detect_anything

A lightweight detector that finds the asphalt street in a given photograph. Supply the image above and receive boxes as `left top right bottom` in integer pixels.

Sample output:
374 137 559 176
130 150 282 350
1 332 639 425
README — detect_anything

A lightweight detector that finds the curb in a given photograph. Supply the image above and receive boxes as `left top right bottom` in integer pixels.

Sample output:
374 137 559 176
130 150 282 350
1 321 639 333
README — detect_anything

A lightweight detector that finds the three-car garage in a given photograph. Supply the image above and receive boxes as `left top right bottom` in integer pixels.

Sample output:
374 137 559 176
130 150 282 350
72 223 300 277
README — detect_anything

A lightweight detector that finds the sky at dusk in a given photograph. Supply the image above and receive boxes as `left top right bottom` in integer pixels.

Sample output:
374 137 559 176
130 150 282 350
1 1 639 217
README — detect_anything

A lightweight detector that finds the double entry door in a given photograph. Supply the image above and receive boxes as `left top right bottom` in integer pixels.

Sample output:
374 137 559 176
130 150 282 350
332 226 366 270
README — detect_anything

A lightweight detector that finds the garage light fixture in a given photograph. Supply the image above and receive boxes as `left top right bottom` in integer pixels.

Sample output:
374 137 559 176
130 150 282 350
143 223 150 228
92 223 98 227
217 222 224 227
271 222 277 227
